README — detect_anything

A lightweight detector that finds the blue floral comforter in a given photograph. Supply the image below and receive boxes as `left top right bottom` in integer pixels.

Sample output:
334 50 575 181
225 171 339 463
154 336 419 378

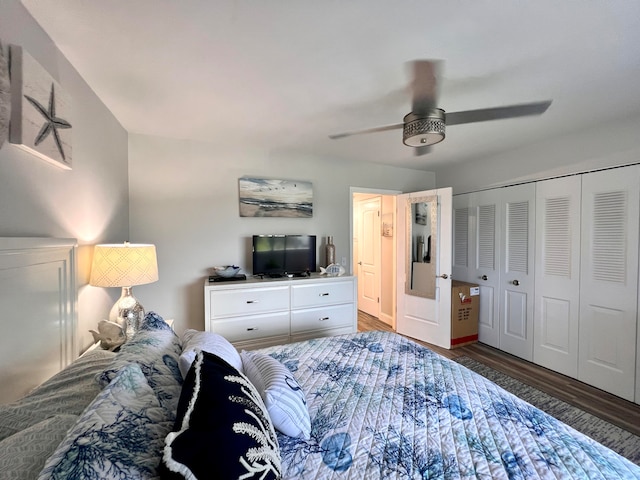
257 331 640 479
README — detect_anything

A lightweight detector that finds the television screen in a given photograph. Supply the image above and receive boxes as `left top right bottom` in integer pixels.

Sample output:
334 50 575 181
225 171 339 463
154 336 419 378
252 235 316 277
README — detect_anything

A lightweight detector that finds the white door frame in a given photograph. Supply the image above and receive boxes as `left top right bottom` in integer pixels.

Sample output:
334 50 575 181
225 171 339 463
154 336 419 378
350 187 402 325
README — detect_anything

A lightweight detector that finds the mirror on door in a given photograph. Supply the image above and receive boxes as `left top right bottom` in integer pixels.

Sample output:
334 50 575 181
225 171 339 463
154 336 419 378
406 195 438 299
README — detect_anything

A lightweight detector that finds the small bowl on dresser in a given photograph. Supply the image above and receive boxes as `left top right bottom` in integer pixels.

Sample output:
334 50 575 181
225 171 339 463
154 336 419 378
212 265 241 278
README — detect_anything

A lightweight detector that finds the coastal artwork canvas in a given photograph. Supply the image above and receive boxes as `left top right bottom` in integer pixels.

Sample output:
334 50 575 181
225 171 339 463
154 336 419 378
239 177 313 218
9 45 72 169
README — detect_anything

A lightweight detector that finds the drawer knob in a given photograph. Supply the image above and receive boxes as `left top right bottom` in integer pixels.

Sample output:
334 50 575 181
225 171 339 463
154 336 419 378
319 317 330 321
319 292 330 297
246 300 259 304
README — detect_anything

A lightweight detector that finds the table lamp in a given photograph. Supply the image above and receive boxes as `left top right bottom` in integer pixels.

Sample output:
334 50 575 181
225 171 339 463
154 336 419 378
90 242 159 338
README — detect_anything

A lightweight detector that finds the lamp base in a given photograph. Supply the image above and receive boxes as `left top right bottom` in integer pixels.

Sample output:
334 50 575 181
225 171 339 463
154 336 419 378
108 286 145 340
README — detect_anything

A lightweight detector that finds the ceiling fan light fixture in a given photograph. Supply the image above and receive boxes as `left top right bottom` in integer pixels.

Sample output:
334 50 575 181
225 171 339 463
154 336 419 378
402 109 446 147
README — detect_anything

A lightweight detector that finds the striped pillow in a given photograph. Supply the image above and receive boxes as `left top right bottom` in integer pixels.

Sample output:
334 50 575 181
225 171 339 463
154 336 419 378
241 350 311 439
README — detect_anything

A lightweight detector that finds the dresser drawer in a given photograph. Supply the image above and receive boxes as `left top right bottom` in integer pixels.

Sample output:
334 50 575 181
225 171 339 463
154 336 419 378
211 312 290 343
209 286 289 318
291 303 354 334
291 281 355 309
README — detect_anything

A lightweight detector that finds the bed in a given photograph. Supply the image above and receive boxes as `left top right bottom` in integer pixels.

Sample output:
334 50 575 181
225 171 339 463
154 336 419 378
2 318 640 479
1 239 639 479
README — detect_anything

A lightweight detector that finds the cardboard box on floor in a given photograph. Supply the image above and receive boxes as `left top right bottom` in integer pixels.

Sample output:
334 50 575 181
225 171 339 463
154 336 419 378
451 280 479 348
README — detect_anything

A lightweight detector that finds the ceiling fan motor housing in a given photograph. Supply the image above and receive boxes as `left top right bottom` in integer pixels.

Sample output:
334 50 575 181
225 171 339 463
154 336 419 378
403 109 446 147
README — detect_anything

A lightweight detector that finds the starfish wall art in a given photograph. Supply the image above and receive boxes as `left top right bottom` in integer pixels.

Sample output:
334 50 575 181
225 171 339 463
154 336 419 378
9 45 73 169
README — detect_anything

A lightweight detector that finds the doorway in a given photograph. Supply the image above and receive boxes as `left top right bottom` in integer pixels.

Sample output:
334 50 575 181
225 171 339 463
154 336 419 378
351 186 454 348
351 188 400 329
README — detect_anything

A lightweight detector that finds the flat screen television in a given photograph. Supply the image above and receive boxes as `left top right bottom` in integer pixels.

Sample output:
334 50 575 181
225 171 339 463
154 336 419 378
252 235 316 277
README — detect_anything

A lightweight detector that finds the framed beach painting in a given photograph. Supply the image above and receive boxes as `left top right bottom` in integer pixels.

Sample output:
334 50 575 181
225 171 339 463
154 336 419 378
239 177 313 218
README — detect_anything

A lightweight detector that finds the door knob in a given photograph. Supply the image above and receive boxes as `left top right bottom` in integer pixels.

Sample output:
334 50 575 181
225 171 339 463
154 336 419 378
480 275 488 281
358 261 362 265
437 274 449 279
512 279 520 286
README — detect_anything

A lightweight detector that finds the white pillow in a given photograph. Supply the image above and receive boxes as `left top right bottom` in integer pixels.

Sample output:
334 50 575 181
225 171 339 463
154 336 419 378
241 350 311 439
179 330 242 379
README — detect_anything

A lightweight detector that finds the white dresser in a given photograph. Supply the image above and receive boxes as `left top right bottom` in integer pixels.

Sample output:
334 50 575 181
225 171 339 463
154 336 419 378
204 275 357 349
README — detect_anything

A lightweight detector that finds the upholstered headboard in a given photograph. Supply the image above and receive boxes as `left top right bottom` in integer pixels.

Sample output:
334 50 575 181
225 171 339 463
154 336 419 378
0 237 77 404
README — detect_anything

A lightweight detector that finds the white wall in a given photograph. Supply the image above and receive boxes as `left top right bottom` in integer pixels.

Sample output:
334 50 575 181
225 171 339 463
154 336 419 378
0 0 130 351
433 114 640 193
128 133 435 333
380 194 396 325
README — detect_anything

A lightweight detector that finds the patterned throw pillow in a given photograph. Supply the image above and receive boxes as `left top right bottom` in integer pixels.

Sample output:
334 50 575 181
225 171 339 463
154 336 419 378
161 350 281 480
38 363 173 479
97 312 183 414
241 350 311 439
178 329 243 379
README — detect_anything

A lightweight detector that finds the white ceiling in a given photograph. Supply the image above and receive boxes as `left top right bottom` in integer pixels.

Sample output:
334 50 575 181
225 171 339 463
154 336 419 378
21 0 640 171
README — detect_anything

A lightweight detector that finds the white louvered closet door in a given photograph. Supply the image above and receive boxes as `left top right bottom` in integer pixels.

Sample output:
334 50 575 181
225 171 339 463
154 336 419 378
533 176 581 377
499 183 536 361
452 191 502 348
452 193 471 283
470 189 502 348
579 166 639 401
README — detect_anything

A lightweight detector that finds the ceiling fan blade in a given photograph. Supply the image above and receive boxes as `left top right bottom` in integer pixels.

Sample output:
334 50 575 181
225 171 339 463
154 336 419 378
328 122 403 140
414 145 432 156
411 60 441 114
445 100 552 126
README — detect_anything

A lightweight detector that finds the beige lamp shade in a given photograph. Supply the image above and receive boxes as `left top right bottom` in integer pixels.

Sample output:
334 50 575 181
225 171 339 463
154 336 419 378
90 243 159 287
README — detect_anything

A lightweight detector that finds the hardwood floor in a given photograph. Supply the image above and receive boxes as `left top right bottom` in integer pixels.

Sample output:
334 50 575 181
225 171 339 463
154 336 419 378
358 310 640 437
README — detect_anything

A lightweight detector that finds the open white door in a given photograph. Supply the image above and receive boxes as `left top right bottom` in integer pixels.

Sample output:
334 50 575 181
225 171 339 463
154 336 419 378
396 187 452 348
357 196 381 317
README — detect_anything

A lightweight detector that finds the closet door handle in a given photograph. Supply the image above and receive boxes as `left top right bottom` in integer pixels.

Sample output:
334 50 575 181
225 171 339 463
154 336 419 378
512 279 520 286
437 274 449 279
480 275 488 281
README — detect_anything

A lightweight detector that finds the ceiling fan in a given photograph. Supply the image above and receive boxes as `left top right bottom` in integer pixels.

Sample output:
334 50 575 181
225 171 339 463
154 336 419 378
329 60 552 155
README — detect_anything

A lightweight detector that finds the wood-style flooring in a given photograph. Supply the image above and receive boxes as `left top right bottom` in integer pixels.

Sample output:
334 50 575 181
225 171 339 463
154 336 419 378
358 310 640 437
